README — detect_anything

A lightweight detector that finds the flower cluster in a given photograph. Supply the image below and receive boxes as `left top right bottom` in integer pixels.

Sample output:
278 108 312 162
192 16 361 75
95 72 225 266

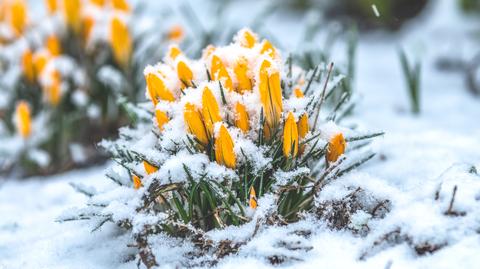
0 0 184 176
63 28 381 267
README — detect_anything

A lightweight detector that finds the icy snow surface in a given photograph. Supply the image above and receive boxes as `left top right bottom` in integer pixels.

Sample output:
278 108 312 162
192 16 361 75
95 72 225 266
1 0 480 268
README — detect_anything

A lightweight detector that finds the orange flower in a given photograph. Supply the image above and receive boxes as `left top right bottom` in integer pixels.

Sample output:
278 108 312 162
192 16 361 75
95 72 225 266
7 0 28 36
82 15 95 40
177 60 193 88
167 24 184 42
63 0 81 32
201 86 222 137
233 57 251 93
283 112 298 158
214 124 236 169
326 133 346 163
258 59 283 136
143 160 158 175
249 186 257 209
33 51 50 75
44 70 62 106
234 102 249 133
260 39 276 58
297 114 309 155
133 174 142 189
184 103 208 145
14 101 31 138
211 55 233 91
46 35 61 56
238 29 256 48
167 45 182 60
109 16 132 67
293 87 304 98
112 0 130 12
155 109 168 131
145 72 175 105
45 0 57 14
21 49 35 82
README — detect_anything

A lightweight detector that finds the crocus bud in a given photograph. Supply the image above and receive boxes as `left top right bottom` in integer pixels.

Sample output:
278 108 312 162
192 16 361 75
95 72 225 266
177 60 193 88
211 55 233 91
234 102 249 133
283 112 298 158
326 133 346 163
143 161 158 175
233 57 252 93
201 86 222 137
109 16 132 67
145 72 175 105
155 109 168 131
249 186 257 209
15 101 31 138
184 103 208 146
214 124 236 169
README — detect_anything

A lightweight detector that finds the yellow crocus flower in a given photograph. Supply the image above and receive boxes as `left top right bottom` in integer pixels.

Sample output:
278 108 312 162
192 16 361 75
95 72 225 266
15 101 31 138
112 0 130 12
143 160 158 175
155 109 169 131
145 72 175 105
259 59 283 136
249 186 257 209
109 15 132 67
233 57 252 93
8 0 28 36
201 86 222 137
45 0 57 14
21 49 35 82
297 113 309 155
63 0 81 32
234 102 249 133
260 39 276 58
177 60 193 88
46 35 61 56
132 174 142 189
326 133 346 163
211 55 233 91
283 112 298 158
239 29 256 48
214 124 236 169
184 102 208 146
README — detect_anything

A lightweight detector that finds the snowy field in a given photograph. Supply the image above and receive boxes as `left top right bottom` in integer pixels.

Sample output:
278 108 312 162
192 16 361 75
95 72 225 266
1 1 480 268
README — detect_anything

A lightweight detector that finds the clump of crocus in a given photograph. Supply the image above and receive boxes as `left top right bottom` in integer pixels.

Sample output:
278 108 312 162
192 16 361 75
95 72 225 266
63 28 381 267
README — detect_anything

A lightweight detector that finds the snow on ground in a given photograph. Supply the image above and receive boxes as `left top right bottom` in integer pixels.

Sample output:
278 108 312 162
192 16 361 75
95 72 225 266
1 0 480 268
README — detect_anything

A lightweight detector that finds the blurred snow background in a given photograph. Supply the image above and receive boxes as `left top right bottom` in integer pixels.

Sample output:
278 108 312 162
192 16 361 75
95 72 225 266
1 0 479 268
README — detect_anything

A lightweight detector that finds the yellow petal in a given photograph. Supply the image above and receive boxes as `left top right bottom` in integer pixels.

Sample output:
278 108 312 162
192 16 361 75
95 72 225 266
233 57 252 93
214 124 236 169
82 15 95 40
109 16 132 67
202 86 222 137
293 86 304 98
211 55 233 91
15 101 31 138
112 0 130 12
184 102 208 145
326 133 346 163
238 29 256 48
297 113 309 155
259 59 283 135
45 71 62 106
283 112 298 158
90 0 105 7
249 186 257 209
167 45 182 60
63 0 81 32
133 174 142 189
45 0 58 14
46 35 61 56
145 72 175 105
177 60 193 88
167 24 184 42
297 114 309 139
155 109 169 131
33 51 50 76
260 39 277 58
21 49 35 82
8 0 28 36
143 160 158 175
235 102 249 133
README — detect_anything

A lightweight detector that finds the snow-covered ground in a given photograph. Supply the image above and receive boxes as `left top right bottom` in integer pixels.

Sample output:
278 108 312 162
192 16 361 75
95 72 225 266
1 1 479 268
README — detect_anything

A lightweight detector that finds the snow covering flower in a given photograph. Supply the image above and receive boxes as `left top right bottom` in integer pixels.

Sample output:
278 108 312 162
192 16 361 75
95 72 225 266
63 28 381 267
